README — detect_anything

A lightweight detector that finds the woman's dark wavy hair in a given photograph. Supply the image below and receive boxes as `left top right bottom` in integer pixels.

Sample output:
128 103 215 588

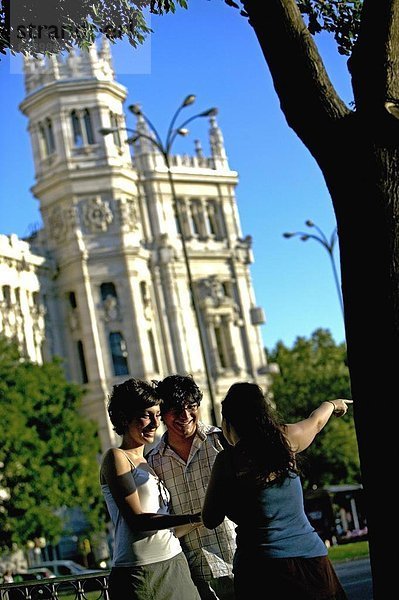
221 382 298 487
155 374 203 414
107 378 160 435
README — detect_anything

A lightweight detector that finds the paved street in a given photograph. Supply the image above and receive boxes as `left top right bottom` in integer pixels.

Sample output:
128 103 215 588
335 558 373 600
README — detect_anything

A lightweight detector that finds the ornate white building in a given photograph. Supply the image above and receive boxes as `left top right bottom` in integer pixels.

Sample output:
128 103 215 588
0 41 274 451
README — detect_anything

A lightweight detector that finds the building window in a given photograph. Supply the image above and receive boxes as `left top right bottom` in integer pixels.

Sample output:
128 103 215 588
101 283 119 321
68 291 77 309
45 118 56 153
214 319 232 369
222 282 232 298
148 329 159 373
206 200 220 236
140 281 151 306
174 200 184 236
77 340 89 383
32 291 40 307
2 285 11 308
71 109 95 147
189 200 202 236
109 111 122 147
71 110 83 147
38 118 56 157
100 282 117 302
83 109 95 144
109 331 129 376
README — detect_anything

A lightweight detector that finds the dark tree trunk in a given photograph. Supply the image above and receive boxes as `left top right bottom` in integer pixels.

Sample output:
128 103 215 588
242 0 399 596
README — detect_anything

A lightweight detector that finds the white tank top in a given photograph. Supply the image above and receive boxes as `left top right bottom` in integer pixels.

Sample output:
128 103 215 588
101 451 182 567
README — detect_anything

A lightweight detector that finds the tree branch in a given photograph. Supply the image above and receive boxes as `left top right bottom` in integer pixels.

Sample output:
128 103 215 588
349 0 399 113
241 0 350 151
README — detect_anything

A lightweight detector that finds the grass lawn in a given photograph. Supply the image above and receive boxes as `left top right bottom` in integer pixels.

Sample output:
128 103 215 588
61 594 101 599
328 540 370 562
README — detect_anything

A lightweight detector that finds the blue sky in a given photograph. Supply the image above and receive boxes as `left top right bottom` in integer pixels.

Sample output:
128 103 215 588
0 0 352 351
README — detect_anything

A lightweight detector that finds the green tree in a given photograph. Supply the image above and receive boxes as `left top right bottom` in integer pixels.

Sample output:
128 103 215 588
267 329 360 489
0 336 106 550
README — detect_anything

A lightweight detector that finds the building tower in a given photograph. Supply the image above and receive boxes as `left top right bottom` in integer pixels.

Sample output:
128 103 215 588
17 41 273 451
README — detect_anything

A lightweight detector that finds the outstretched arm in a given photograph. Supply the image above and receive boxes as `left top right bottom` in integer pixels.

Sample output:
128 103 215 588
285 399 353 454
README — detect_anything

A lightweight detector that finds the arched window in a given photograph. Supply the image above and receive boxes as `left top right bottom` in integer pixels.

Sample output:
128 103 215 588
83 109 95 145
109 331 129 376
214 318 233 369
174 201 183 236
71 109 95 147
109 111 122 147
71 110 83 147
100 282 117 302
206 200 220 236
45 117 56 153
148 329 159 373
68 291 77 308
38 118 56 157
2 285 11 307
189 199 202 236
77 340 89 383
101 283 119 321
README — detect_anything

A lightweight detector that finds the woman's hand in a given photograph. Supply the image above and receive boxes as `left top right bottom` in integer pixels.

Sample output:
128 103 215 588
189 512 202 524
174 512 203 538
327 399 353 417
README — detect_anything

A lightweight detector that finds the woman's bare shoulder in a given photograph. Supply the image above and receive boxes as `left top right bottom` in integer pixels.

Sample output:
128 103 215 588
100 448 128 475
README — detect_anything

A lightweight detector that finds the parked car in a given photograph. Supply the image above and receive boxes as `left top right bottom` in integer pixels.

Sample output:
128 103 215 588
33 560 101 577
1 569 56 600
32 560 106 594
13 567 56 582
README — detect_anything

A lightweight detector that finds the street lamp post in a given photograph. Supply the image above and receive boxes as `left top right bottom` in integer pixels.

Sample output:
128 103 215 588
283 219 344 315
99 95 218 424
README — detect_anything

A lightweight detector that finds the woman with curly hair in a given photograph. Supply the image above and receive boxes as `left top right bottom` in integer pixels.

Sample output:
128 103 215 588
202 382 352 599
100 378 201 599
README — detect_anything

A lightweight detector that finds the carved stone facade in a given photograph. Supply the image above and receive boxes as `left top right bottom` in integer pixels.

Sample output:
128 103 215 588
1 41 274 452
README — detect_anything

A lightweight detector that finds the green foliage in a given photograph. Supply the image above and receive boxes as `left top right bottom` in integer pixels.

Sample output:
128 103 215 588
296 1 363 55
267 328 360 489
0 1 155 56
225 1 362 55
0 1 363 57
0 336 106 550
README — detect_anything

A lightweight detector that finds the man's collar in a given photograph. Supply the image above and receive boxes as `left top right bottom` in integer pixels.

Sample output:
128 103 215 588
157 421 222 453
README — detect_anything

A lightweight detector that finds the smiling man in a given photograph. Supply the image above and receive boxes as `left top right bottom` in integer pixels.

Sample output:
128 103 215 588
147 375 236 600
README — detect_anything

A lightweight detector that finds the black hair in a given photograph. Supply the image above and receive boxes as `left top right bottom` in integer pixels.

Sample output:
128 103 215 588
107 378 160 435
221 382 298 487
155 374 203 414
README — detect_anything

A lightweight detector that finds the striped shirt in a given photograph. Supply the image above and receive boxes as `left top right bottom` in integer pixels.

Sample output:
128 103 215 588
146 422 236 582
